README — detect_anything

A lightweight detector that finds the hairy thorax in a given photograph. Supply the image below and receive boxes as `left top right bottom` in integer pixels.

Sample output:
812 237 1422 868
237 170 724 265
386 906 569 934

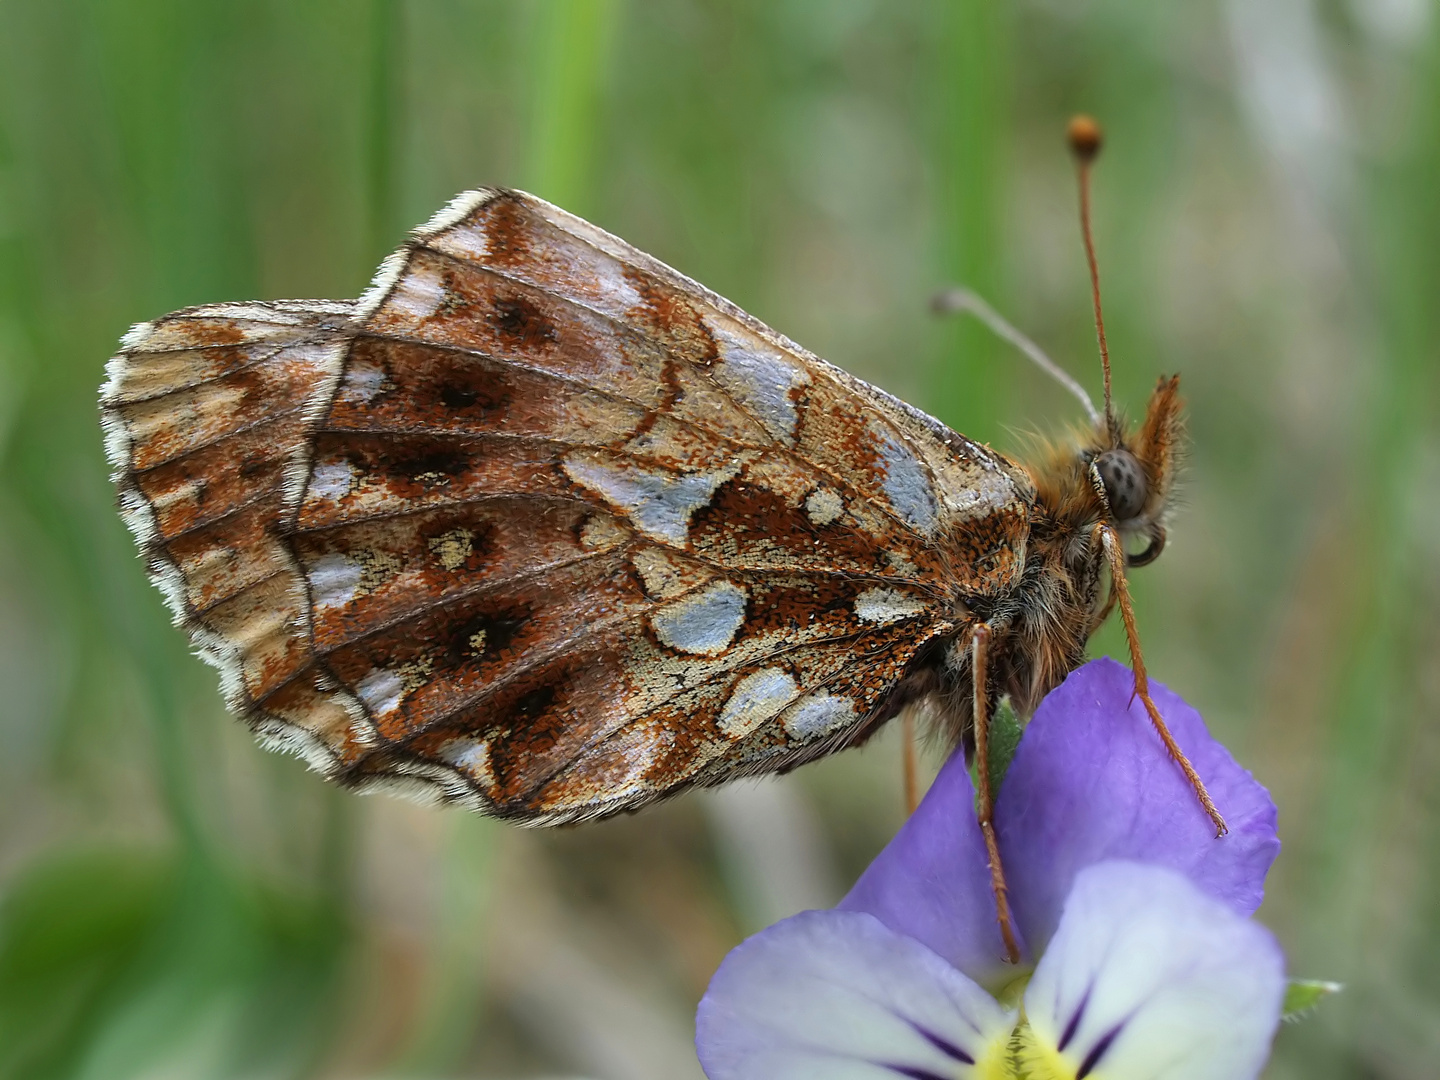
913 376 1184 754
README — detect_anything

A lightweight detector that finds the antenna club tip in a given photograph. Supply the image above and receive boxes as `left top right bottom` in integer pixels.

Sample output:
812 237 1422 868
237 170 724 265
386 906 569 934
1067 114 1103 161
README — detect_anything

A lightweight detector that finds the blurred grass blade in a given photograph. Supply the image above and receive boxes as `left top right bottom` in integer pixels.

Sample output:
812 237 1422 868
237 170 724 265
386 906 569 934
365 0 406 260
927 0 1012 440
0 849 349 1079
523 0 622 211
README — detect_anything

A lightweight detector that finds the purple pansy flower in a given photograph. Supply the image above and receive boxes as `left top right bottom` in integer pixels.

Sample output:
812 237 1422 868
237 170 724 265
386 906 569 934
696 659 1287 1079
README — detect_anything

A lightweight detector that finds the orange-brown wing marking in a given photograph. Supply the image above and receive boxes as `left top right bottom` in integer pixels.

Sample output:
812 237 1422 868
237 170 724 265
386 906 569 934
101 301 367 771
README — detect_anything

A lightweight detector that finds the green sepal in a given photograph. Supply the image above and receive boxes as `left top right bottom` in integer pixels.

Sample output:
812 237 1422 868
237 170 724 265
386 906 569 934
1282 978 1342 1022
988 697 1024 795
971 696 1024 804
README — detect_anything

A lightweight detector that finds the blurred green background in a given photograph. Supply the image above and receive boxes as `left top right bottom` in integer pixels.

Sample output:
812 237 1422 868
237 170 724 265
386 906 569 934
1 1 1437 1077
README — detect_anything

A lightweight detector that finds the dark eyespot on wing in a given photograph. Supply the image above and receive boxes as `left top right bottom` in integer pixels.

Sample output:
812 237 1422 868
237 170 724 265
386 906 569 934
452 609 531 660
489 295 557 349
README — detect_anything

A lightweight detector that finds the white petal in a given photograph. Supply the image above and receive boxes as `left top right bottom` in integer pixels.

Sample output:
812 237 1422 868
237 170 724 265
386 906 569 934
1023 861 1286 1080
697 909 1015 1080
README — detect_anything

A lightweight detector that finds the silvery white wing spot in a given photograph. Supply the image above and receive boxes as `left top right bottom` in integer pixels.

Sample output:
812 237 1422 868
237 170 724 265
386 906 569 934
99 185 1194 839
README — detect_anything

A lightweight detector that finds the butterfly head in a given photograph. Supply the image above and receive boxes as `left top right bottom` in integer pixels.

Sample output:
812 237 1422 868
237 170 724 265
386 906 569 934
1022 371 1181 570
1084 373 1182 567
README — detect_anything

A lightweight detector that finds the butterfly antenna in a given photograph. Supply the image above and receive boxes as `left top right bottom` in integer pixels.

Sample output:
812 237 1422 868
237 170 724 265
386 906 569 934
932 287 1100 426
1068 114 1115 436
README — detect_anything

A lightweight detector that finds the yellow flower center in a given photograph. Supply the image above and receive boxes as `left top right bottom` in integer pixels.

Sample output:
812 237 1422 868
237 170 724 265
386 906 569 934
1012 1020 1089 1079
972 1018 1095 1080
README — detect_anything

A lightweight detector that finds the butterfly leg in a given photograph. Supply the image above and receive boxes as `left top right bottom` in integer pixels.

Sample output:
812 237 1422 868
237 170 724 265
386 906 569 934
900 711 919 815
1088 575 1119 634
1097 524 1228 837
972 623 1021 964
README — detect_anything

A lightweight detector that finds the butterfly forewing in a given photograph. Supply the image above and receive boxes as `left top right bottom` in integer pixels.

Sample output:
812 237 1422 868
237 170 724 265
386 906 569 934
103 189 1030 822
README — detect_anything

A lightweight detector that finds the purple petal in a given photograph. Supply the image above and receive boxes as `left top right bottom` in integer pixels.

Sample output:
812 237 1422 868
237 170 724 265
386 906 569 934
998 658 1280 952
1024 861 1286 1080
838 752 1023 986
696 909 1015 1080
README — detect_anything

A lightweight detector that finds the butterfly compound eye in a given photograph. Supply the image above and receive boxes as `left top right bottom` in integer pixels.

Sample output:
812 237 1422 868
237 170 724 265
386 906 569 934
1095 448 1147 521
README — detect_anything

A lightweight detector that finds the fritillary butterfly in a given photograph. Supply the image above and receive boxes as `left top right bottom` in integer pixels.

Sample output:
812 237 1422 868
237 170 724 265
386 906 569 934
100 121 1223 962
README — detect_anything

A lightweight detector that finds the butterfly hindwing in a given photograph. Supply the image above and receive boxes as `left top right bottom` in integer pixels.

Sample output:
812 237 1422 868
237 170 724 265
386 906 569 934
100 300 368 770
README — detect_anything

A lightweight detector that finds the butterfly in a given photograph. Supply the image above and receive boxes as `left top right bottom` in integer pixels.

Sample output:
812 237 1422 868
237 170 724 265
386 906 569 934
100 119 1222 962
